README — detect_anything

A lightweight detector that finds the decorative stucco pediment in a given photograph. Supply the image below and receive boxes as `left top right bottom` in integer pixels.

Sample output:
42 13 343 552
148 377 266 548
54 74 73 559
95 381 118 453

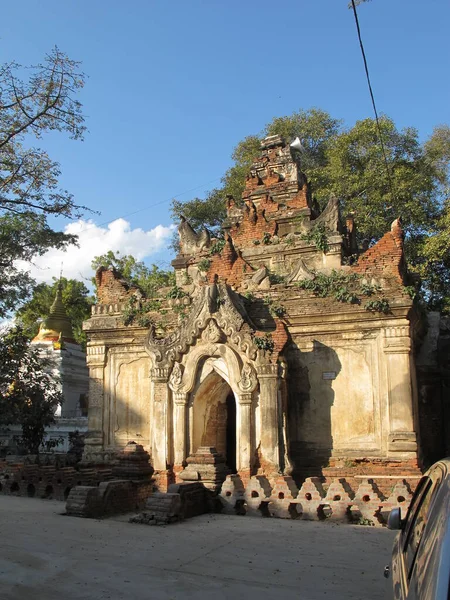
145 283 258 368
285 258 315 284
178 215 211 255
310 196 342 233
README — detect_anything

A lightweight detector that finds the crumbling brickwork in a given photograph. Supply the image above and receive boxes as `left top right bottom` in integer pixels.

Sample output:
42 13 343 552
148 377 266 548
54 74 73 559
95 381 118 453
219 473 418 526
352 219 406 283
66 479 153 518
80 133 425 524
95 267 141 305
0 459 113 502
207 235 253 286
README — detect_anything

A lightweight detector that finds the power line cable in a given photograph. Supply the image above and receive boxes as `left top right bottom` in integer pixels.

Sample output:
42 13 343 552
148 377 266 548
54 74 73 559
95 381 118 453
350 0 397 205
73 175 222 234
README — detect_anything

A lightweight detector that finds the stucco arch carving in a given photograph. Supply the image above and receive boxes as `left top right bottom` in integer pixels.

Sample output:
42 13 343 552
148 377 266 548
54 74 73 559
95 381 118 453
145 283 259 371
168 341 257 400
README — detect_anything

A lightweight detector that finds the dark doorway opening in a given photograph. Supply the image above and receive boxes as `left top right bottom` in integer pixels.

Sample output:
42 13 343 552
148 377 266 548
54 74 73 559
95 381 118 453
226 394 237 473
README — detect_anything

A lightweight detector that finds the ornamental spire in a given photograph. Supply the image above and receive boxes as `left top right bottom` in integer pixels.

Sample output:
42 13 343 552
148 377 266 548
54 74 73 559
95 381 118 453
32 281 74 343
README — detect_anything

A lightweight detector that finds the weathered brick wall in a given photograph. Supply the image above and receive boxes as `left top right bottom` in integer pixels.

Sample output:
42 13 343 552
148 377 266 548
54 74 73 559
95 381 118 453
95 267 138 305
230 199 277 249
66 479 153 518
0 460 113 501
207 236 253 287
352 219 405 283
219 473 419 526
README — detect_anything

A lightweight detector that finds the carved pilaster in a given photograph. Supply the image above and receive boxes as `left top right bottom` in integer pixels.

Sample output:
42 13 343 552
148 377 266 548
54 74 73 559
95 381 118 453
168 362 184 391
256 363 279 378
173 392 188 467
383 326 417 455
150 364 171 470
150 366 171 383
86 344 106 437
86 344 106 367
238 393 253 405
383 326 412 354
237 392 253 473
256 362 280 471
238 362 258 394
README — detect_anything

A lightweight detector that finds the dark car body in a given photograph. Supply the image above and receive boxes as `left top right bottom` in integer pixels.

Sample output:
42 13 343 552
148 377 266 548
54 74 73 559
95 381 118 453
387 458 450 599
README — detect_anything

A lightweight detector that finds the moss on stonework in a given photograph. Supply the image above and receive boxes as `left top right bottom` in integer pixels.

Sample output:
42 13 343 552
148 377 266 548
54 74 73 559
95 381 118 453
253 333 275 353
264 298 286 318
295 270 391 314
122 297 162 327
300 224 330 254
197 258 211 273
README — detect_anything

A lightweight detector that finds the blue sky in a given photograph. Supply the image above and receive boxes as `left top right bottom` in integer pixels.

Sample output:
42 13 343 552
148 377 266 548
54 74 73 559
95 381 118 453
2 0 449 282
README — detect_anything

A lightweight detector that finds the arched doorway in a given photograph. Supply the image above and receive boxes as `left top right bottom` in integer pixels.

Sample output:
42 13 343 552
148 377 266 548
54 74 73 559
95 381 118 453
191 368 237 473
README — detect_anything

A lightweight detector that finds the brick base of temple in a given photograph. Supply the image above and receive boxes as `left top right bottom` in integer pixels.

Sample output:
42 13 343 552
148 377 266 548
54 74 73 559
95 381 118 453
0 459 114 502
219 472 420 526
0 456 423 526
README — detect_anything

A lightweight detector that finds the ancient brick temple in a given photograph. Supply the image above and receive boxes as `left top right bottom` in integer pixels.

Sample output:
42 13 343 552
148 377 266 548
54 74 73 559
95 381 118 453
83 134 422 493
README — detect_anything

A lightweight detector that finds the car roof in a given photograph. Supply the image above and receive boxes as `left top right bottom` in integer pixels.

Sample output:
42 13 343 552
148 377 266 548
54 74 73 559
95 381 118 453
425 457 450 476
415 458 450 599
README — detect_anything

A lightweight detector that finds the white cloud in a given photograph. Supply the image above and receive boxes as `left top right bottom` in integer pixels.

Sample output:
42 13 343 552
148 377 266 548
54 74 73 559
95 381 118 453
16 218 175 285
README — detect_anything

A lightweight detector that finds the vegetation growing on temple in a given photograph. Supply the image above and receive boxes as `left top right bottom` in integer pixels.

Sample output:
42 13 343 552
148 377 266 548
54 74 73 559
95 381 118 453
171 109 450 311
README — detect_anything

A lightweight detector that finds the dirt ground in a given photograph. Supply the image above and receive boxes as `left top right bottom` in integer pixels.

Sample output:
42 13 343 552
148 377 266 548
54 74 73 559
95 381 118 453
0 495 395 600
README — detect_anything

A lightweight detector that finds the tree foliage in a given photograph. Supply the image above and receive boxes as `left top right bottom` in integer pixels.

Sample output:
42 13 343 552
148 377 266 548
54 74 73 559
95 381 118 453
15 277 94 346
91 251 175 298
0 47 88 318
170 109 450 311
0 326 63 454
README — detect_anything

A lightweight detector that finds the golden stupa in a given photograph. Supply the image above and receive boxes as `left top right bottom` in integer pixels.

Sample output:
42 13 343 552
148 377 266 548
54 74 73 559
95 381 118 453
32 283 74 343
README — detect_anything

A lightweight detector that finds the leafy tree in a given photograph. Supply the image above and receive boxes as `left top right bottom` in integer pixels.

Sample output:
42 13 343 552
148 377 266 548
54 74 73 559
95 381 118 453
170 109 450 311
415 199 450 312
0 326 63 454
91 251 175 297
0 47 88 318
170 108 340 236
15 277 94 346
265 108 342 174
320 117 441 243
171 190 228 238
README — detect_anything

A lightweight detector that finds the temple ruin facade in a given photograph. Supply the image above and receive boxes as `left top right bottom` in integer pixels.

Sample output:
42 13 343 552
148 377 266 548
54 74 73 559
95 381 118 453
82 135 424 493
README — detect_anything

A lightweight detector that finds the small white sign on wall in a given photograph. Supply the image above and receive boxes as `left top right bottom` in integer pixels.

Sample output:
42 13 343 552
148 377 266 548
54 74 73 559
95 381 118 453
322 371 336 380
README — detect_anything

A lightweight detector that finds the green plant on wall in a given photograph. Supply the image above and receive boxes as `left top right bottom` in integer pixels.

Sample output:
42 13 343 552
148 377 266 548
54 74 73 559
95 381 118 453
364 298 390 314
253 333 275 353
268 271 286 284
209 239 226 256
166 285 187 300
264 298 286 318
183 272 193 285
122 297 163 327
283 236 296 247
261 231 272 245
296 270 391 314
172 304 188 320
301 224 330 253
359 282 381 296
403 285 417 300
197 258 211 272
296 270 359 301
356 517 375 527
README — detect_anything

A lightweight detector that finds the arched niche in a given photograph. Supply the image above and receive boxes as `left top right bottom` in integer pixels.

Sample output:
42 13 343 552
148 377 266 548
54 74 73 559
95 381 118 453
168 333 259 474
190 367 237 472
174 342 246 399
